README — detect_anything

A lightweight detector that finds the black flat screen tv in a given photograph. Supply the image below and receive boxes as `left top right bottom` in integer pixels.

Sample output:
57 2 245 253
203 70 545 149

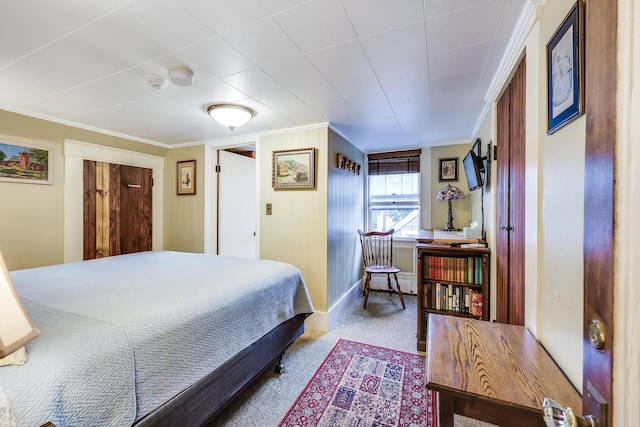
463 149 484 191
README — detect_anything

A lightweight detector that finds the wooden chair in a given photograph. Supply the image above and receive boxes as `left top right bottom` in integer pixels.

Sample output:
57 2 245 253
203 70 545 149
358 229 405 310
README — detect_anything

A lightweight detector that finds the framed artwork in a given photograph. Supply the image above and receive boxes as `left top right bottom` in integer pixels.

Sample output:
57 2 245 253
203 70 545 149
546 1 584 134
0 141 52 184
272 148 316 190
439 157 458 182
177 160 196 195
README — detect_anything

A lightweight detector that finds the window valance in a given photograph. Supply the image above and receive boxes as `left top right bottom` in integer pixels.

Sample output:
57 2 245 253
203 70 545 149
367 149 421 175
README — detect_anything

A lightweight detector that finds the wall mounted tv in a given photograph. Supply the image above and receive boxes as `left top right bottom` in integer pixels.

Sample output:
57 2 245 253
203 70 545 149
463 146 485 192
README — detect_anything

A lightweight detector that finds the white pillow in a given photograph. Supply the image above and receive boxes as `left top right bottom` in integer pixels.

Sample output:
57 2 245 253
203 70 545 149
0 347 27 367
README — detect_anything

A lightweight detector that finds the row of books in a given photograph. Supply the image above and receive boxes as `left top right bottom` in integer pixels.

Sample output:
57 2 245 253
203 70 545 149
423 255 483 284
425 283 483 318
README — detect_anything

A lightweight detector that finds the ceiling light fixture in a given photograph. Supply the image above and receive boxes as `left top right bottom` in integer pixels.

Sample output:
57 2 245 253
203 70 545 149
207 104 256 131
168 65 195 87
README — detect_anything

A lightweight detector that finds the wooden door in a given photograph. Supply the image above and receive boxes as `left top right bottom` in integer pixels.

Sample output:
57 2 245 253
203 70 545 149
119 165 152 254
495 56 526 325
581 0 615 423
83 161 152 259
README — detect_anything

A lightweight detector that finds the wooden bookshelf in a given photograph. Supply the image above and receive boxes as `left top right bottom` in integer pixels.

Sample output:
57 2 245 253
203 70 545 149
416 244 490 352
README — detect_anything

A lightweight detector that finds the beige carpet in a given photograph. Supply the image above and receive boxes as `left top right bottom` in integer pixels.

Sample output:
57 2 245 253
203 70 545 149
211 292 496 427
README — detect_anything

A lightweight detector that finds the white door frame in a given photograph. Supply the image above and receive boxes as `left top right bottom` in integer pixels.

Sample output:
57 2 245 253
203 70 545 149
63 140 164 263
204 135 261 256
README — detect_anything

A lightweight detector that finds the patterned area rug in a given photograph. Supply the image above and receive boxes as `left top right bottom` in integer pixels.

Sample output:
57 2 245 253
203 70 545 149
279 339 437 427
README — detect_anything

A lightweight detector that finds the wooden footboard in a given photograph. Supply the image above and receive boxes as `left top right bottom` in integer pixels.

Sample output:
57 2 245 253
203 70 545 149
134 313 308 427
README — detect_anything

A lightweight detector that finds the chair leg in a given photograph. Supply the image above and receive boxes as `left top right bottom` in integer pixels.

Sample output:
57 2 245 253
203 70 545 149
393 272 405 309
363 273 371 309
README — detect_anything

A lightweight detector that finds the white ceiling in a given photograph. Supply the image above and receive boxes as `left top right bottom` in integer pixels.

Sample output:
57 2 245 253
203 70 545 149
0 0 527 153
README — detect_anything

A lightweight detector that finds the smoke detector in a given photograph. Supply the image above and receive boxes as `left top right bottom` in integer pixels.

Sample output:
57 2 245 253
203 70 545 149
168 65 195 87
144 74 168 90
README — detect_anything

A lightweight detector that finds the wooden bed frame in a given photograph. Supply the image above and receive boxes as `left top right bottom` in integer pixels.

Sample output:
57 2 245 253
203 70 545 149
133 313 308 427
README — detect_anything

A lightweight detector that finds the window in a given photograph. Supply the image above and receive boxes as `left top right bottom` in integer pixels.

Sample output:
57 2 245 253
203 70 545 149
367 150 421 237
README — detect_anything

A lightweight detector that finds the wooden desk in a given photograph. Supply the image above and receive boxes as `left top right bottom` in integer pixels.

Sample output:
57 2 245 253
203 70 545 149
425 314 582 427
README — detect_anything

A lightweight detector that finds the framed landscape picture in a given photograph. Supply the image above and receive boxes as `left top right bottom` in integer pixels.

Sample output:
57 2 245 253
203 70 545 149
0 141 52 184
272 148 316 190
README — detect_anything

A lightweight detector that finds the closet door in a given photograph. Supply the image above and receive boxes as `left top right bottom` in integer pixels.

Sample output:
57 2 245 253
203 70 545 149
83 161 152 259
119 165 152 254
496 56 526 325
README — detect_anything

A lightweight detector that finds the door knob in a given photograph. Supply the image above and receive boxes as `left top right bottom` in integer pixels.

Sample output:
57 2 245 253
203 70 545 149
542 398 598 427
500 225 513 230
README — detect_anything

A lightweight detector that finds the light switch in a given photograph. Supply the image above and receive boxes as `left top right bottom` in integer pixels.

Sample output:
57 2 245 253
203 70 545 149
266 203 272 215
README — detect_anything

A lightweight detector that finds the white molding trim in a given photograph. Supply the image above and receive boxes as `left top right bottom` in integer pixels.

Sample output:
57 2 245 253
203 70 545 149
63 140 164 263
0 106 171 149
187 122 330 149
305 279 362 332
472 0 544 137
485 0 543 104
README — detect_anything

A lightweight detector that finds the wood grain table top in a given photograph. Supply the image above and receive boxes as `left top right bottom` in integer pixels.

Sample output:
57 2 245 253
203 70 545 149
425 313 582 414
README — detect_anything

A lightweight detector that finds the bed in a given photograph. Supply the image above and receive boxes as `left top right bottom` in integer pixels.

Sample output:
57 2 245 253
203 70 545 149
0 251 314 427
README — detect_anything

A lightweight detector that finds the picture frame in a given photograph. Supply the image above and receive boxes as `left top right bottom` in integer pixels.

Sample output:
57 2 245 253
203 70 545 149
546 1 584 134
177 159 196 195
272 148 316 190
0 141 52 184
439 157 458 182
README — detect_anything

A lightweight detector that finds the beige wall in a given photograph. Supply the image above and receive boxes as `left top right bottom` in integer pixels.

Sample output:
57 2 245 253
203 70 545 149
534 0 585 388
163 145 205 253
327 129 365 309
430 143 473 231
0 109 167 270
474 0 585 388
259 126 329 313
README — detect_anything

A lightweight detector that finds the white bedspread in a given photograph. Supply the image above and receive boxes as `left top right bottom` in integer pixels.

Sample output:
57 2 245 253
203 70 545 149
0 251 314 426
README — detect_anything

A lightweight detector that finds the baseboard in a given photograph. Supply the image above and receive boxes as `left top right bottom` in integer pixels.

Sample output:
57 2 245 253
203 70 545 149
367 275 417 295
305 279 362 332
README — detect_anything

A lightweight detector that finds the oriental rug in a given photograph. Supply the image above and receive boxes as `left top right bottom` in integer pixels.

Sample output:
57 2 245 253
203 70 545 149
279 339 437 427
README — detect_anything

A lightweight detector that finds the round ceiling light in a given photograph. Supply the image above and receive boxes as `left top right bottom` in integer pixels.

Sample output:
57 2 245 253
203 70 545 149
168 65 195 87
207 104 256 131
144 74 168 90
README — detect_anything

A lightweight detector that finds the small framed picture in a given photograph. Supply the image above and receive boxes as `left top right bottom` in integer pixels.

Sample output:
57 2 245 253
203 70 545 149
177 160 196 195
0 140 52 184
439 157 458 182
546 1 584 134
272 148 316 190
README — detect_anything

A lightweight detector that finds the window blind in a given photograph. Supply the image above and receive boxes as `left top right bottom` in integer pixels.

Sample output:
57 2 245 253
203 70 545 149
367 149 421 175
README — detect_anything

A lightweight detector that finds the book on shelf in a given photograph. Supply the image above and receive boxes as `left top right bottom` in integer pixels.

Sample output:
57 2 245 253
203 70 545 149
425 255 483 284
427 283 478 314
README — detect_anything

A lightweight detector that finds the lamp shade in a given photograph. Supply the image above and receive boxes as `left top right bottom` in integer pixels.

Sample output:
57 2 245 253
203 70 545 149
437 184 465 201
0 251 39 358
207 104 255 130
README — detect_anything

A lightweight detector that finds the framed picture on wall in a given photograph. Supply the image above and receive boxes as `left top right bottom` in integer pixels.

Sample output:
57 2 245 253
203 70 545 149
272 148 316 190
0 140 52 184
546 1 584 134
177 159 196 195
438 157 458 182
